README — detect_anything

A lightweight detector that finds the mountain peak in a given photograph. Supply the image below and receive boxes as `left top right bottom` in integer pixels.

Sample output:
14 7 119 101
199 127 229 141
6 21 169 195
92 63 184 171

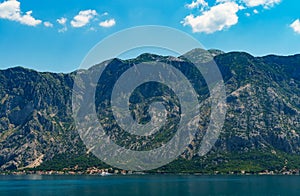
208 49 225 56
135 53 163 61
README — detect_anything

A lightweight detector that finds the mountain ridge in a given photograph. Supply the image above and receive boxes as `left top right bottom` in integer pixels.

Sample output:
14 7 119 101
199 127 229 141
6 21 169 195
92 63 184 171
2 49 300 73
0 49 299 173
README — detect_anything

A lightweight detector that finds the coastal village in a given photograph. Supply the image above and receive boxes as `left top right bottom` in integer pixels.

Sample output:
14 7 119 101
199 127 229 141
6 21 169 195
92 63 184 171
0 166 133 176
1 166 300 176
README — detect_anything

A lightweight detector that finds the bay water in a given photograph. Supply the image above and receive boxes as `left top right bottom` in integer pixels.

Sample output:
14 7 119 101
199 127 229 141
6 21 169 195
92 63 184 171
0 175 299 195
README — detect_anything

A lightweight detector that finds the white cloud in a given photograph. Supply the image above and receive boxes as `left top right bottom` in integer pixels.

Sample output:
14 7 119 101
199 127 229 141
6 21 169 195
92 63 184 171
44 21 53 27
58 27 67 33
290 19 300 34
71 9 97 28
253 9 259 14
245 12 250 17
89 27 96 31
242 0 281 8
0 0 41 26
57 17 67 32
186 0 208 9
101 12 109 16
57 17 67 25
99 18 116 28
182 2 241 33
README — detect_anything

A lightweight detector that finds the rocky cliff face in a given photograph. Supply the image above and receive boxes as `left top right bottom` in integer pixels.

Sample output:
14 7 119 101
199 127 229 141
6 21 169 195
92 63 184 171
214 53 300 153
0 67 81 170
0 50 299 171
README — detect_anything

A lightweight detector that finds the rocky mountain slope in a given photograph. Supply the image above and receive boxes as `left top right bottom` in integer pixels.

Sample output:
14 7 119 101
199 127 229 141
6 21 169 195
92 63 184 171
0 49 299 172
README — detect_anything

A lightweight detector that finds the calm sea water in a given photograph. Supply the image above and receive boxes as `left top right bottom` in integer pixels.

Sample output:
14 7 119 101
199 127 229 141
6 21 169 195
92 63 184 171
0 175 299 196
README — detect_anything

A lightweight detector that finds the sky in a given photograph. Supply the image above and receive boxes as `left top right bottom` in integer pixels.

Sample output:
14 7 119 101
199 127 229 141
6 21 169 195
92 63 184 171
0 0 299 72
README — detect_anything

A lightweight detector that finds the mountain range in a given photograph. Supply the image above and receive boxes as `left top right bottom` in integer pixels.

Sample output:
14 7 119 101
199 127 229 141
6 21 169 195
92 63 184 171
0 49 299 173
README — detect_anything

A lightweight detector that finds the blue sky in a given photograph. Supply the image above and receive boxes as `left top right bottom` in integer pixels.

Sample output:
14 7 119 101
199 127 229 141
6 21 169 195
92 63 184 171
0 0 299 72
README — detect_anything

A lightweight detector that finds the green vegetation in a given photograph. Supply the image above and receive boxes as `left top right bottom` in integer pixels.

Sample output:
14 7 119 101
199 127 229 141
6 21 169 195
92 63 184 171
32 149 300 174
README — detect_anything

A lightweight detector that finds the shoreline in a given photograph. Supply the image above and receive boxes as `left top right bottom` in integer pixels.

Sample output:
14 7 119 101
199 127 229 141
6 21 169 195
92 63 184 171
1 170 299 176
